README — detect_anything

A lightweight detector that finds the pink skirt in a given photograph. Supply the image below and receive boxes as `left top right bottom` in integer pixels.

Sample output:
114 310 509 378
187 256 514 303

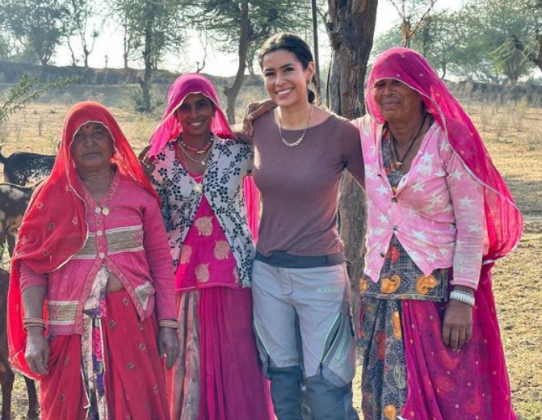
166 287 273 420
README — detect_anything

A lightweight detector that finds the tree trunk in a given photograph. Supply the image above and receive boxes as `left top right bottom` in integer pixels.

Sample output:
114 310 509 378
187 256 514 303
67 38 78 66
224 1 249 124
123 10 130 70
327 0 378 330
138 0 156 113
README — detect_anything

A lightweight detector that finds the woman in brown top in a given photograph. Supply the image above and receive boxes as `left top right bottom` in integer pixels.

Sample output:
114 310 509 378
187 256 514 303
241 33 364 420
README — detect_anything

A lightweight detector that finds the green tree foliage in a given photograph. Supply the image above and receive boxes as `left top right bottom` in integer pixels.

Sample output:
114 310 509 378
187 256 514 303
109 0 187 112
0 0 69 66
511 0 542 74
180 0 312 123
0 74 77 123
374 0 539 83
65 0 100 68
462 0 537 84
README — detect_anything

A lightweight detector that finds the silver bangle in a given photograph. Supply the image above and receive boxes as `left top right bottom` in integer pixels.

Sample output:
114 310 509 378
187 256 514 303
449 290 475 307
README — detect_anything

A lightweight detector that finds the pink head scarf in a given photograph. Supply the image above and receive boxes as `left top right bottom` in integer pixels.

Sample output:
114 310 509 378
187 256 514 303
366 47 523 267
148 73 260 239
148 73 235 158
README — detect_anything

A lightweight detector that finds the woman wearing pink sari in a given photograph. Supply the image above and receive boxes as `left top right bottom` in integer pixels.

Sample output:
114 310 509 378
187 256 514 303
355 48 522 419
146 73 272 420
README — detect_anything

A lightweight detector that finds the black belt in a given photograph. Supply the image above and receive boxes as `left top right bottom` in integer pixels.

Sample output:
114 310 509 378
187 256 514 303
255 251 345 269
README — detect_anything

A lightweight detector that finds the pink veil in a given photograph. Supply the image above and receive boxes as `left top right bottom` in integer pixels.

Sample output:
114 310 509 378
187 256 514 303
366 48 520 419
148 73 259 240
366 47 523 267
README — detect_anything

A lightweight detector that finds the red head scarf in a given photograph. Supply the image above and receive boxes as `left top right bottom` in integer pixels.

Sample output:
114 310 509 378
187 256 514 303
8 101 158 378
366 47 523 266
147 73 260 240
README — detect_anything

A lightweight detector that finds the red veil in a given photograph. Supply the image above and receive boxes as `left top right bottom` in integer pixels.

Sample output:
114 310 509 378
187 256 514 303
148 73 260 239
8 102 158 379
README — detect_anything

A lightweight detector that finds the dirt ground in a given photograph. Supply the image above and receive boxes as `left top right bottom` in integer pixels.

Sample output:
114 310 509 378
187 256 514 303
0 98 541 419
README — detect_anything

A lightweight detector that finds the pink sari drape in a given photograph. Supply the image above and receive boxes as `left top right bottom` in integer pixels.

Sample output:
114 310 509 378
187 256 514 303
401 268 515 419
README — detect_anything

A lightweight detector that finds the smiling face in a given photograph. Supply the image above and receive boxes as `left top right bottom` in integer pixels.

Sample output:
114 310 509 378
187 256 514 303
261 49 314 109
175 93 215 139
71 122 114 174
372 79 423 123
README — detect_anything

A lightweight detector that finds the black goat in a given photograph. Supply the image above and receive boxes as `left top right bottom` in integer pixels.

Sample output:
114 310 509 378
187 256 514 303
0 182 39 259
0 145 55 186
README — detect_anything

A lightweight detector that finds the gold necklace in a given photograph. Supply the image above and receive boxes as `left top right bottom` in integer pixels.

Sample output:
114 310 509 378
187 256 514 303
278 106 313 148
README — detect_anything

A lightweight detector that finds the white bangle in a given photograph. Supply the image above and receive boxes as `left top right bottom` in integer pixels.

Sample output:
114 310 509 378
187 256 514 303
449 290 475 307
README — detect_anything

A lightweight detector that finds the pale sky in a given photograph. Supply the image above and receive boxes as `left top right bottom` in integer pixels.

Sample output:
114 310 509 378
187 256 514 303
53 0 463 76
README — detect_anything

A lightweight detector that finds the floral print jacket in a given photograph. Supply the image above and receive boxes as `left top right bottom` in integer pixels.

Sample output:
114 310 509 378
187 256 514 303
151 137 255 287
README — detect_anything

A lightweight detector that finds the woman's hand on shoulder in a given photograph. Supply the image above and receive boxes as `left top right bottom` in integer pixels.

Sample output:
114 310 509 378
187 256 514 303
242 100 277 136
25 328 49 375
138 144 155 179
442 286 474 351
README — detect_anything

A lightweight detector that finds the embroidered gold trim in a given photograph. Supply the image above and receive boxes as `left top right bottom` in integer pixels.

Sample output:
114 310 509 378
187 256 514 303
134 282 155 310
73 225 144 259
47 301 78 325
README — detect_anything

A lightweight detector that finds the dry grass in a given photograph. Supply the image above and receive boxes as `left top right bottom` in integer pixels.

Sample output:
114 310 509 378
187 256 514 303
0 97 541 419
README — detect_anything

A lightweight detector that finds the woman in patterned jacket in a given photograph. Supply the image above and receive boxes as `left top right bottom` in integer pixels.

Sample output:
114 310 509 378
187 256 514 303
145 73 273 420
355 48 522 420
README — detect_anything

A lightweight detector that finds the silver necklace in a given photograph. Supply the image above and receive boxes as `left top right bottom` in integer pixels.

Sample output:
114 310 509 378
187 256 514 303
179 140 213 166
278 106 313 148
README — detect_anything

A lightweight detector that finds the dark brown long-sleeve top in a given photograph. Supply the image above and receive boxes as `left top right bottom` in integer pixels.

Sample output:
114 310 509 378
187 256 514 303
248 111 365 257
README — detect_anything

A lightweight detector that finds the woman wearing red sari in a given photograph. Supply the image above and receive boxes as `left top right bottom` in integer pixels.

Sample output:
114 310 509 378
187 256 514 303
8 102 179 420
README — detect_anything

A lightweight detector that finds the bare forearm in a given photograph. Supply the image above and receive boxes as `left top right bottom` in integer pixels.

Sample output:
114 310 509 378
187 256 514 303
22 286 47 318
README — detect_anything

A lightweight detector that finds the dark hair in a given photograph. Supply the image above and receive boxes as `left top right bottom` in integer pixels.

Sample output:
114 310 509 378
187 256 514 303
258 33 317 104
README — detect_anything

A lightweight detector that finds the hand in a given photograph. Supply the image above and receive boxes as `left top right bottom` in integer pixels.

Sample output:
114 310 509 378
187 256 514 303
442 300 473 351
242 100 277 136
158 327 179 370
138 144 154 179
25 329 49 375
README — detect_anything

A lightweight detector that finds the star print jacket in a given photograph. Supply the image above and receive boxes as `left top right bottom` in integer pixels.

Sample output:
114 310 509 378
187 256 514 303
151 137 255 288
354 115 485 289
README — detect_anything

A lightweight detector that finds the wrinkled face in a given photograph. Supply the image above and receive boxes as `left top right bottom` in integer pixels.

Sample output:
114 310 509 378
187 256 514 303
175 93 215 138
71 122 114 173
262 49 314 108
372 78 423 122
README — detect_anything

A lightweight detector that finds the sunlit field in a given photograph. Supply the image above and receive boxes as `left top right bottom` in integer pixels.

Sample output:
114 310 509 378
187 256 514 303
1 89 541 419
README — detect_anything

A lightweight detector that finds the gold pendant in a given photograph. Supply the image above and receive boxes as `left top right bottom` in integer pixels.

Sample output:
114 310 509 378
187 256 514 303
193 184 203 194
102 207 110 216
